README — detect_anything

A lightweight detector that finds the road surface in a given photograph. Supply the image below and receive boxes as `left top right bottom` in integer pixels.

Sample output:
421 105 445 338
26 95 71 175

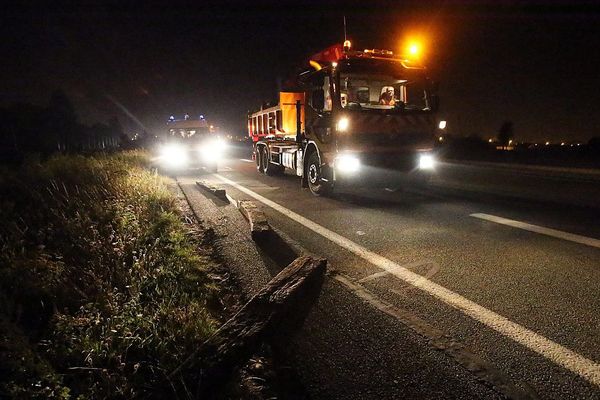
178 149 600 399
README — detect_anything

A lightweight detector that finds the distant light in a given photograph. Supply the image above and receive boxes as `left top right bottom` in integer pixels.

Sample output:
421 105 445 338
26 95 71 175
332 61 338 68
545 141 550 145
438 136 444 142
561 142 565 146
169 115 175 121
438 120 446 129
343 40 352 51
199 114 205 119
577 143 581 146
488 138 493 143
508 139 513 145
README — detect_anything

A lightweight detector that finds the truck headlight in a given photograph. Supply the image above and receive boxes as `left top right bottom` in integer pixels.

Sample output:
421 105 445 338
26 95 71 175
160 144 188 167
335 154 360 173
418 154 436 170
200 139 227 162
336 117 349 132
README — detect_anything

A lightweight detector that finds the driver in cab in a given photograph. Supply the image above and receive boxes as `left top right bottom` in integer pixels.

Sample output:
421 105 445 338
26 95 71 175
379 87 396 106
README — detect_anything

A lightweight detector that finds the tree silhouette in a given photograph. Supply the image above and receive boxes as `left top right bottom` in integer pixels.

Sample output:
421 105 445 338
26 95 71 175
1 90 127 158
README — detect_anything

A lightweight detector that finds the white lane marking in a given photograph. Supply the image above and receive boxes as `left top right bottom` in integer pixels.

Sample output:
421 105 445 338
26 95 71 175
214 173 600 386
471 213 600 249
240 158 254 163
358 260 438 283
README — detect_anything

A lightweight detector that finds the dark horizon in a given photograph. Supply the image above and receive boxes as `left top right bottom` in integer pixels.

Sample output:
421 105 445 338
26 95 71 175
2 1 600 142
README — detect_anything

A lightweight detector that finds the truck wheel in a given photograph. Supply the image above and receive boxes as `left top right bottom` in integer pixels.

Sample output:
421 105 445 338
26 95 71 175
256 146 265 173
264 161 283 176
306 151 332 196
264 150 283 176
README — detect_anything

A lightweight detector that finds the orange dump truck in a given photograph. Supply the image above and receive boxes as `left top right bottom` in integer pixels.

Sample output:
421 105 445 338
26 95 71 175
248 42 444 195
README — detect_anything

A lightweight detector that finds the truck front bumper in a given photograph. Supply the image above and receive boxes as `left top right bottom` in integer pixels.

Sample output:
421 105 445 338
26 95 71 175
332 151 436 187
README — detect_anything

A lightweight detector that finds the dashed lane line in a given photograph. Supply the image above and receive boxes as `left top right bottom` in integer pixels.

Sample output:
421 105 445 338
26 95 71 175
214 173 600 387
470 213 600 249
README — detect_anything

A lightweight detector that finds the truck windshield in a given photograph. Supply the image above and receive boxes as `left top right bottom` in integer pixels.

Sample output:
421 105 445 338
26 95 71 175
168 127 210 139
338 62 433 112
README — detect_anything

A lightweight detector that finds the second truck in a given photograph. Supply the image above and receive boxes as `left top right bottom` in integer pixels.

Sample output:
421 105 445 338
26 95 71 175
248 41 444 195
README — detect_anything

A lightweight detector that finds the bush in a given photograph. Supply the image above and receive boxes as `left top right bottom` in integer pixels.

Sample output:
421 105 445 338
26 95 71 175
0 151 219 398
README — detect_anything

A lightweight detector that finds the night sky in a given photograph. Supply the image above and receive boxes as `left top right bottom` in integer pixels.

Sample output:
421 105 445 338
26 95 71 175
2 1 600 142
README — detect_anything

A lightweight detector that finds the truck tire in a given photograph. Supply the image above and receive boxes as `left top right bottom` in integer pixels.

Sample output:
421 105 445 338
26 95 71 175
256 146 265 173
264 149 284 176
264 161 283 176
306 151 332 196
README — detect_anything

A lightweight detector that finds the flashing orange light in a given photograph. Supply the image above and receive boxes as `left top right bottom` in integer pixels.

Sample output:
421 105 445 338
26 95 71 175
408 43 420 57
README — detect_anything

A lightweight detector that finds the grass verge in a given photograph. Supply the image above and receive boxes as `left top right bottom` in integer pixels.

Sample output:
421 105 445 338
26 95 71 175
0 151 220 398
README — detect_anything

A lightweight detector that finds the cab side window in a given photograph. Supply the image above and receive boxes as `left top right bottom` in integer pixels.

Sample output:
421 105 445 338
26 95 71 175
307 72 326 112
323 76 332 111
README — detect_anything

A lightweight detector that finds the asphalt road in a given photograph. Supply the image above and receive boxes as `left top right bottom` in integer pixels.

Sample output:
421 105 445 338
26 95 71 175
177 148 600 399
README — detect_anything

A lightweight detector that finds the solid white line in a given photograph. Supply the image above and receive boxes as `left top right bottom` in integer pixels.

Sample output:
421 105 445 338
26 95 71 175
471 213 600 249
240 158 254 163
214 174 600 386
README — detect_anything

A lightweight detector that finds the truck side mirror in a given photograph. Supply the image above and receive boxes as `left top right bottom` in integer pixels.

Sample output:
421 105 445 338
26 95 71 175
312 89 325 111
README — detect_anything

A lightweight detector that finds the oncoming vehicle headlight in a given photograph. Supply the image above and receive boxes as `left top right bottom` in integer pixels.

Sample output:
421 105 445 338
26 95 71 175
335 154 360 173
200 139 227 162
336 117 349 132
160 144 188 167
418 154 436 170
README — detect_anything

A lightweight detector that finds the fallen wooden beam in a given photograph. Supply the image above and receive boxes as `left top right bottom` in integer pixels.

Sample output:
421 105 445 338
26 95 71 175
168 256 327 396
238 200 271 240
196 180 228 202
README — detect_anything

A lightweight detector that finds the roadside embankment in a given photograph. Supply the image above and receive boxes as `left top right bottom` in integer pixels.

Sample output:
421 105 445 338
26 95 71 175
0 152 222 398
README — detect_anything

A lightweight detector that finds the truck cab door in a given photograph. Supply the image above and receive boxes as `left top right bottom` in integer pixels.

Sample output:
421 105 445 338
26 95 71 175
306 74 334 144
